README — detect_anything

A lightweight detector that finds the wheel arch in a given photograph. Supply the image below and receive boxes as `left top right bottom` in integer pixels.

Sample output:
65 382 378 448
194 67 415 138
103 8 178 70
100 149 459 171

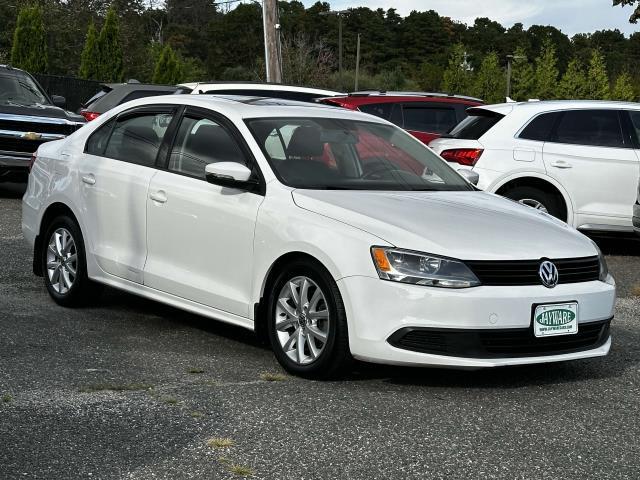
33 202 83 276
493 173 574 223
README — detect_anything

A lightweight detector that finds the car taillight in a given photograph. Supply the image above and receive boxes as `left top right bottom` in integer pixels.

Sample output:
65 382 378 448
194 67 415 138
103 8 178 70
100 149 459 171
28 153 37 173
80 110 100 121
440 148 484 167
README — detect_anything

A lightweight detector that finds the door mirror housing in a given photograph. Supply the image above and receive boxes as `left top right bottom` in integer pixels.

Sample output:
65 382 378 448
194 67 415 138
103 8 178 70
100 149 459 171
457 168 479 186
205 162 257 189
51 95 66 108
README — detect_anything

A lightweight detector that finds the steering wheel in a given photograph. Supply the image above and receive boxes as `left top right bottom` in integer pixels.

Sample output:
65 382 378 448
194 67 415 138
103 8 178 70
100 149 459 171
361 158 422 182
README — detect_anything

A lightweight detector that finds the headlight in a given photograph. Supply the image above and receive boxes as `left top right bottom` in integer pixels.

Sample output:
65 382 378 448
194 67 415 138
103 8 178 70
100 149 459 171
371 247 481 288
590 240 609 282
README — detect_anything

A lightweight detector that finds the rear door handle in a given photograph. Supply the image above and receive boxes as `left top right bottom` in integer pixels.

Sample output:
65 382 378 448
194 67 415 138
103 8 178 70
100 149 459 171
550 160 572 169
149 190 167 204
81 174 96 185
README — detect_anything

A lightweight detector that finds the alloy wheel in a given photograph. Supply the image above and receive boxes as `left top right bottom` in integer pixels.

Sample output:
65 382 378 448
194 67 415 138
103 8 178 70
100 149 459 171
274 276 330 365
46 227 78 295
518 198 549 213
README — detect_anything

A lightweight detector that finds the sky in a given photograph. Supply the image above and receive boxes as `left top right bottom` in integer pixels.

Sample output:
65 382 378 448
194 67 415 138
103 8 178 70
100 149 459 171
298 0 640 36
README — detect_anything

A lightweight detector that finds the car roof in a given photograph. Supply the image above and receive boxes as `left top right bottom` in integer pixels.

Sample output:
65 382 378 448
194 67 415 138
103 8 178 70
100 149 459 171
473 99 640 115
108 94 389 123
321 91 484 107
179 81 344 96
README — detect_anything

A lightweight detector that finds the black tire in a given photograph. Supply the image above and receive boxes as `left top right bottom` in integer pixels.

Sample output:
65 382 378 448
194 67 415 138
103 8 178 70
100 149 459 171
41 215 101 307
266 259 352 379
503 186 565 221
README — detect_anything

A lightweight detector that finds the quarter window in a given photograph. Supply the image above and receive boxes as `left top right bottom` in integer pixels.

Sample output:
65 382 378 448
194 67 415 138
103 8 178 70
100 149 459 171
85 118 115 156
168 115 246 179
103 112 174 166
519 112 561 141
551 110 625 148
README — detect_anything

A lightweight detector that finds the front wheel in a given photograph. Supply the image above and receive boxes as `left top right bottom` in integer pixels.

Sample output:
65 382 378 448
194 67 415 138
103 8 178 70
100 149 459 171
266 260 351 379
503 186 566 221
42 215 101 307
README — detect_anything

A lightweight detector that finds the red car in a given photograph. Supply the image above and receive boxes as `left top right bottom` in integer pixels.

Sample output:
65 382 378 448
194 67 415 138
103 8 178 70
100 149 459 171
319 91 484 144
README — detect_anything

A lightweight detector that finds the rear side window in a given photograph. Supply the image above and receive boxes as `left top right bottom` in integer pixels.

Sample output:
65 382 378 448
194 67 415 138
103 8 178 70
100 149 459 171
448 111 504 140
358 103 393 120
551 110 625 148
401 104 458 134
103 112 174 167
519 112 561 141
85 118 115 155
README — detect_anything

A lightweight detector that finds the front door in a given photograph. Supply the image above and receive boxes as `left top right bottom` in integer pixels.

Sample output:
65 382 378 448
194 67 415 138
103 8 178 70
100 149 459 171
144 108 264 317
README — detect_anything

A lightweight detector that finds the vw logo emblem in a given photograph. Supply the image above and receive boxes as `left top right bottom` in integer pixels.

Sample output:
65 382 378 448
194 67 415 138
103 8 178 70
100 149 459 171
539 260 559 288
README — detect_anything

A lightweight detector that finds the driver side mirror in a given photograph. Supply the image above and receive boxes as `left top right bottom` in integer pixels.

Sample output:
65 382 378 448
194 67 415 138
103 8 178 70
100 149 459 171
457 168 479 186
51 95 66 108
205 162 258 190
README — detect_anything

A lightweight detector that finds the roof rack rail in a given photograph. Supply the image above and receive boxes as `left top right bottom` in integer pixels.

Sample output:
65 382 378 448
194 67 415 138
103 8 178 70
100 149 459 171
347 90 484 103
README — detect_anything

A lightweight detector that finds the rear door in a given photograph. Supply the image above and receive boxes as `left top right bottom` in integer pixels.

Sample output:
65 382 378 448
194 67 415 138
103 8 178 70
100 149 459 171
79 105 177 282
543 109 639 228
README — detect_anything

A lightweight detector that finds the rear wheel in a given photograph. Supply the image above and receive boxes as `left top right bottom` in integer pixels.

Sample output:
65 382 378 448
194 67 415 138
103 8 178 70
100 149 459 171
266 259 351 379
503 186 565 221
42 215 101 306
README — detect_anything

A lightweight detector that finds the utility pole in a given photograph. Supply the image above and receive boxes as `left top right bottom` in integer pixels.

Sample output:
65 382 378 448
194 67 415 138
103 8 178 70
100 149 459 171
506 54 526 99
263 0 282 83
354 34 361 91
320 10 348 85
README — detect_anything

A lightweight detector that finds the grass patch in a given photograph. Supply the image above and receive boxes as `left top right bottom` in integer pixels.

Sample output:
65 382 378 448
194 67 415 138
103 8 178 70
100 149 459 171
162 396 179 405
260 372 287 382
229 464 254 477
188 368 205 374
207 437 235 448
78 383 153 393
2 394 12 403
631 284 640 297
190 411 204 418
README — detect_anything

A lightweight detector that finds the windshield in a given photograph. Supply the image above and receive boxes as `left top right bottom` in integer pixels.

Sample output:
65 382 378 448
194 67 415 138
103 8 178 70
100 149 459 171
0 69 49 106
246 117 473 191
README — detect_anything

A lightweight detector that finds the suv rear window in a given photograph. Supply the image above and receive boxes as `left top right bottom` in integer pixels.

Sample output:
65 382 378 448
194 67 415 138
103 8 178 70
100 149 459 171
447 110 504 140
401 104 457 134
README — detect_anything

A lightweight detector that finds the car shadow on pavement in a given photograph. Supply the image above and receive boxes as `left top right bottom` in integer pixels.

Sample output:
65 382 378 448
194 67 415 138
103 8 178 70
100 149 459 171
589 233 640 256
0 182 27 198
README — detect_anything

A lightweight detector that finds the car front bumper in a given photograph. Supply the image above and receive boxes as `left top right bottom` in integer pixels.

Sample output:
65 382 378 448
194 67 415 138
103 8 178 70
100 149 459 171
0 153 30 182
633 201 640 235
337 275 616 368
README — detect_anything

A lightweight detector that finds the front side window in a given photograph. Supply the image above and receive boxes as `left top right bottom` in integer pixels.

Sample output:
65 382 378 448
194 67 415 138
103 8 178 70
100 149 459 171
247 117 473 192
401 104 458 134
168 115 246 179
551 110 625 148
103 112 174 167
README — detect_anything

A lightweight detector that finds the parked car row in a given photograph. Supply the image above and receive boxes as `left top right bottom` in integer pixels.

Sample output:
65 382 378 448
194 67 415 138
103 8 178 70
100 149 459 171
23 94 616 378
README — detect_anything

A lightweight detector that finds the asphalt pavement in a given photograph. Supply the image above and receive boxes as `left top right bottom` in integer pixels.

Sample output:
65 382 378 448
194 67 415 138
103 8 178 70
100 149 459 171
1 182 639 480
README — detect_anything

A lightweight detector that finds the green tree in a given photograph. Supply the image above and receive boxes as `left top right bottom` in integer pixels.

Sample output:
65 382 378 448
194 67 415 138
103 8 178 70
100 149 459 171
534 39 559 99
510 47 535 101
586 49 610 99
611 71 636 101
79 21 99 80
10 5 48 73
557 59 588 99
97 7 123 82
442 44 472 94
472 52 505 103
153 44 183 84
614 0 640 23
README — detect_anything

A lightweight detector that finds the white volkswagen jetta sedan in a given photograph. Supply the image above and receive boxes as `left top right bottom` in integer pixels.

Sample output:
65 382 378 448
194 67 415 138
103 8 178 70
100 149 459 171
22 95 615 378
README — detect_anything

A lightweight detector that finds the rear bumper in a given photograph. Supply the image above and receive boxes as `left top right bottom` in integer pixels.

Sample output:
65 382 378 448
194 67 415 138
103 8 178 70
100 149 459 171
633 202 640 235
0 153 30 182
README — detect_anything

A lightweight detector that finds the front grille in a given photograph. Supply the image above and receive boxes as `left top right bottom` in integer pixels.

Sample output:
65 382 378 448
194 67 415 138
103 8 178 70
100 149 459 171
0 119 79 136
0 137 48 154
387 320 610 358
465 256 600 286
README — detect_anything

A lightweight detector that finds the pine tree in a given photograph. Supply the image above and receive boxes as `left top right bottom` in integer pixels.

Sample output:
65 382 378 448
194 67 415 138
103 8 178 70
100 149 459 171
611 72 636 101
97 7 123 82
10 5 48 73
585 49 610 100
557 59 588 99
534 39 559 100
442 44 472 95
79 21 99 80
510 47 535 101
153 45 183 84
472 52 505 104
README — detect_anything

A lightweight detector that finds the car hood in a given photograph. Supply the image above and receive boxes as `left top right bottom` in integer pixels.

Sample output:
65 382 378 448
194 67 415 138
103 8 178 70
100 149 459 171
292 190 596 260
0 102 85 122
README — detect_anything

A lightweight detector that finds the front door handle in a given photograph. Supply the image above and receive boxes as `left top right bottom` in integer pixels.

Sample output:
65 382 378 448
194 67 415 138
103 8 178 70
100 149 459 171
149 190 167 204
81 174 96 185
550 160 572 169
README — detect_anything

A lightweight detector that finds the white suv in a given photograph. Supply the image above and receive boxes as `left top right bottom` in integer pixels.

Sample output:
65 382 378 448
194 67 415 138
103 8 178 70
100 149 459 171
430 101 640 233
179 82 343 103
